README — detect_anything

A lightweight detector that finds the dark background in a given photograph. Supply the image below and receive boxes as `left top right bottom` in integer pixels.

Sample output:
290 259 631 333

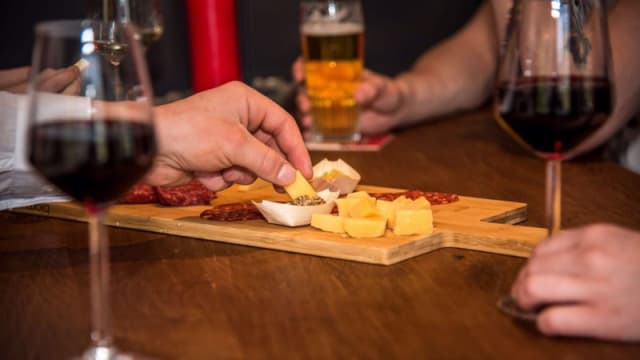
0 0 481 96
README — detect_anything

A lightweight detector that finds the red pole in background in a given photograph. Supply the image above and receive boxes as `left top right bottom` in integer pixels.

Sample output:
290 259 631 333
185 0 241 92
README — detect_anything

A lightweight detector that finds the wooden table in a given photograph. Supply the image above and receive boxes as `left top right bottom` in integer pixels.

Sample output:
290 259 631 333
2 109 640 359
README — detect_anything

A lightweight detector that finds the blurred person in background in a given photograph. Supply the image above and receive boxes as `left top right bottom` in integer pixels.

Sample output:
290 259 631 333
293 0 640 343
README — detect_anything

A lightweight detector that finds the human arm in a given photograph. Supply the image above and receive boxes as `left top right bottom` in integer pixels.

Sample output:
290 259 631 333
0 91 77 210
511 224 640 342
569 0 640 157
1 81 311 209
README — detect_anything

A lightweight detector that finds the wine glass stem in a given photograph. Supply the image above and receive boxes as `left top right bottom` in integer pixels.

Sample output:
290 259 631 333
88 209 113 348
545 159 562 235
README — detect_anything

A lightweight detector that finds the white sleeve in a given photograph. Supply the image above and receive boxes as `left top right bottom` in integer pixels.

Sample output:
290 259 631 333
0 91 92 211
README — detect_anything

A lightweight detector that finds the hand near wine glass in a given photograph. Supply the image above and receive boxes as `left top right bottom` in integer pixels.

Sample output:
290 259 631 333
510 224 640 342
148 81 312 190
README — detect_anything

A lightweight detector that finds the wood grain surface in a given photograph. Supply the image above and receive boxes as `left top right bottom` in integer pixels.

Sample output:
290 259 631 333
12 184 546 264
2 109 640 359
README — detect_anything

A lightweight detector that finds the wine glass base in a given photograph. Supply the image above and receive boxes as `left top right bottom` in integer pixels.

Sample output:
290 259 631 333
77 345 154 360
496 295 538 323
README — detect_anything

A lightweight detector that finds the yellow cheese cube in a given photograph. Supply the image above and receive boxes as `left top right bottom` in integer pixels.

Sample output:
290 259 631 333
335 198 360 217
411 197 431 209
237 178 270 191
350 198 380 218
311 214 344 233
392 195 411 207
284 171 317 200
393 209 434 236
343 217 387 238
346 191 376 206
346 190 370 199
375 199 394 221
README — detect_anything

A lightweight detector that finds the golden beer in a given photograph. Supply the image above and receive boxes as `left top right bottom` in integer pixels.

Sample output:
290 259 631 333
302 23 364 141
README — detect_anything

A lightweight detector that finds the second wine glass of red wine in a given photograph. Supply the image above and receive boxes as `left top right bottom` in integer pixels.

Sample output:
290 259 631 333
494 0 613 235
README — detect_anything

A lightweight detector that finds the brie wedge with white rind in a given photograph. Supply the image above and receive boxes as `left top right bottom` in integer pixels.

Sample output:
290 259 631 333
311 158 361 195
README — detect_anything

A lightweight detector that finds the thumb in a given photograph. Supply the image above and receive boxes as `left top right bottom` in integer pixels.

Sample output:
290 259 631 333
227 131 297 186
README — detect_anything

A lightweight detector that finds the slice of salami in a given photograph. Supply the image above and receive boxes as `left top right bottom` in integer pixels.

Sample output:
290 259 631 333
200 202 264 221
156 180 217 206
119 184 157 204
369 190 459 205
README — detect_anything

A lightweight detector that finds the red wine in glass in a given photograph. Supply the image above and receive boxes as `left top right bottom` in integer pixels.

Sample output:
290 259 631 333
29 119 156 205
496 76 613 158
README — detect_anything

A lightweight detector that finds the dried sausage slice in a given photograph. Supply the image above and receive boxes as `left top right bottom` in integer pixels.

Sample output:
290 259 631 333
368 190 459 205
156 181 217 206
200 202 264 221
119 184 157 204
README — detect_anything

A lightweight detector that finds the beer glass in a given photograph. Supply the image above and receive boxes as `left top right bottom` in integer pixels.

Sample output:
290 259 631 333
300 0 365 142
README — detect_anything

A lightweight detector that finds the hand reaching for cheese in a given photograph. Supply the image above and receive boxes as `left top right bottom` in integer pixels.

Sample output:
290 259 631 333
149 82 312 191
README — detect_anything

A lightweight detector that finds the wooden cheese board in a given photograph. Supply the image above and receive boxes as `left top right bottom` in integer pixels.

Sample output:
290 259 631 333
12 185 547 265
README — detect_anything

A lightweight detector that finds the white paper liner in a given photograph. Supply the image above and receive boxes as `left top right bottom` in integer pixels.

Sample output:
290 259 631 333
253 189 340 227
311 158 361 195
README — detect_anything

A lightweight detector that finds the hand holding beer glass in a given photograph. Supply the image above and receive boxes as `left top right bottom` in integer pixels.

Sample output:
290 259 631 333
300 0 364 142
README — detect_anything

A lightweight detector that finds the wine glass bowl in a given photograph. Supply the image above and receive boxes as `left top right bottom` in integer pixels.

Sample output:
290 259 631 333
26 19 155 359
89 0 164 50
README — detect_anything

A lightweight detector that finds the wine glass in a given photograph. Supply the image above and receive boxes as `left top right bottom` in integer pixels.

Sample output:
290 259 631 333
128 0 164 50
26 20 156 359
89 0 164 51
494 0 613 317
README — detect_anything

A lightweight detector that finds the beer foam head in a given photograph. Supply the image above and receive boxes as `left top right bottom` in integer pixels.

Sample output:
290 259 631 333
302 22 363 36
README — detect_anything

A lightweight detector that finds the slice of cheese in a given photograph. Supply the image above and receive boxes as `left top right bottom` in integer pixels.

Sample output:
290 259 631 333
311 214 344 233
393 209 433 236
237 178 271 191
284 171 317 200
343 217 387 238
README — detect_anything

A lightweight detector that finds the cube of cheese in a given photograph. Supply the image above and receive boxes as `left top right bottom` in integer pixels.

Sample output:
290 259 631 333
346 191 376 206
349 198 380 218
376 200 394 221
335 198 361 217
411 197 431 209
343 217 387 238
393 209 433 236
284 171 317 200
311 214 344 233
